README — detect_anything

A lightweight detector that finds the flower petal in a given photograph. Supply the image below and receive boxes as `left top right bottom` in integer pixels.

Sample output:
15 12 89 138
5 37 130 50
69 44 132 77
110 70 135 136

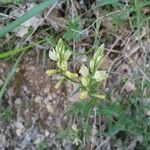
79 64 89 77
79 89 88 99
64 50 71 61
94 70 107 82
65 71 78 79
49 50 57 61
46 69 57 76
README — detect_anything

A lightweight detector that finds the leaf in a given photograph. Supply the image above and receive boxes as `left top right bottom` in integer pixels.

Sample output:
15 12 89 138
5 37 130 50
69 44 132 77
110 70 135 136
94 0 119 8
56 38 65 54
15 16 43 37
95 44 105 65
55 77 65 89
63 17 82 41
46 69 58 76
93 70 107 82
79 65 89 77
0 51 25 100
60 61 68 71
89 59 95 73
0 39 44 59
91 94 106 100
49 50 57 61
81 77 90 87
64 50 71 61
65 71 78 79
90 44 105 73
79 89 88 100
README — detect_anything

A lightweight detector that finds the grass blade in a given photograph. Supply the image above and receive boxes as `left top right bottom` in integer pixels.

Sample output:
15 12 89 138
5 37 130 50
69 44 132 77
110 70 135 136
94 0 119 8
0 51 24 101
0 39 45 59
0 0 57 38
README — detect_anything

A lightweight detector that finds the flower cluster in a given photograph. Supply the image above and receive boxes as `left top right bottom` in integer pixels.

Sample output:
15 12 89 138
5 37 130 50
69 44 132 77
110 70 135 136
78 44 107 99
46 39 107 100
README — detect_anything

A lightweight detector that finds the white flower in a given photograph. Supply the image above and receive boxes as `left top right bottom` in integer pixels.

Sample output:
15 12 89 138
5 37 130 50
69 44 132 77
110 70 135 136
49 50 57 61
64 50 71 61
90 44 105 73
79 64 89 77
93 70 107 82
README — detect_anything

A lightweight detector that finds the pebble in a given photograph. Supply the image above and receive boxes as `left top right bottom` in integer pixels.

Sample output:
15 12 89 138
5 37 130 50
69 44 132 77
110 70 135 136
14 98 22 106
43 86 50 94
50 133 55 138
46 104 54 113
124 81 136 92
16 129 24 137
28 66 36 72
47 94 52 101
0 133 6 148
22 85 30 94
44 130 50 137
7 87 15 97
15 121 24 129
34 95 42 104
146 111 150 116
15 121 25 137
47 115 53 121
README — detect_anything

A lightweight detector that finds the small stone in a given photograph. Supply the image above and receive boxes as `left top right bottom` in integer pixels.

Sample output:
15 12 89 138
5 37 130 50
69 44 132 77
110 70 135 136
47 115 53 121
43 86 50 94
124 81 136 92
146 111 150 116
50 133 55 138
16 129 24 137
0 133 6 148
7 87 15 97
35 95 42 104
15 98 22 106
51 93 57 98
22 85 30 94
82 56 88 62
46 104 53 113
47 95 52 101
15 121 25 137
44 130 50 137
28 66 36 72
14 148 21 150
15 121 24 129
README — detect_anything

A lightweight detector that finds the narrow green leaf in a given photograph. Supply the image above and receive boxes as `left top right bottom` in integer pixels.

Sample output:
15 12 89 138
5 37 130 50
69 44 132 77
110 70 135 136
0 0 58 38
0 39 44 59
94 0 119 8
0 51 25 101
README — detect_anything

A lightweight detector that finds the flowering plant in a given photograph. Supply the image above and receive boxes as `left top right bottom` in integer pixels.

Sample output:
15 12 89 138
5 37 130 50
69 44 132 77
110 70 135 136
46 39 107 100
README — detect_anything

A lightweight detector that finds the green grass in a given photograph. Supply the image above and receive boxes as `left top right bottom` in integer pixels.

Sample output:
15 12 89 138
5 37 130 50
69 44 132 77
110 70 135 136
0 106 13 122
48 1 150 148
0 51 24 101
65 79 150 148
0 0 22 4
36 140 48 150
0 0 57 38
